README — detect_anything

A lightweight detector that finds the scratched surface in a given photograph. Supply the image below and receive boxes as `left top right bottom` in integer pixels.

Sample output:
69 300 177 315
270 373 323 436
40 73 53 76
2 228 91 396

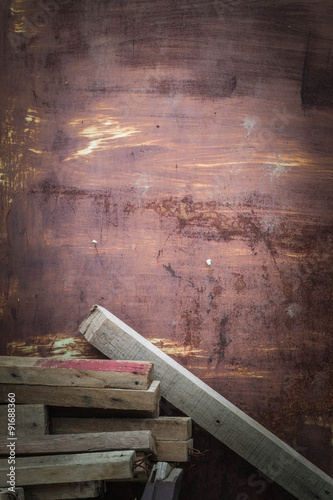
0 0 332 498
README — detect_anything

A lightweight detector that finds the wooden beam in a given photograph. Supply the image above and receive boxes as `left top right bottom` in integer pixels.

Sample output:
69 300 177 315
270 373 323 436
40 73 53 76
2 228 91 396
0 431 155 455
50 416 192 441
50 418 192 461
23 481 104 499
154 439 193 462
0 451 135 486
0 405 48 436
0 381 160 412
105 452 151 483
80 305 333 500
0 357 153 390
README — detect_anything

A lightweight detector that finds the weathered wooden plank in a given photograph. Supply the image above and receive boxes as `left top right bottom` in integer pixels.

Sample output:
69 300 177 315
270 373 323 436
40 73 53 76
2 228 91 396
0 381 160 411
0 357 153 390
0 405 48 436
154 439 193 463
50 416 192 441
49 417 191 461
0 451 135 486
105 452 151 483
80 305 333 500
0 431 155 455
24 481 104 499
0 488 25 499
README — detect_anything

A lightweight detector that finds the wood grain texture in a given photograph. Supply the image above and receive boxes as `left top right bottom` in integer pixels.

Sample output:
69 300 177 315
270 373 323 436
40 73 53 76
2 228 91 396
24 481 104 500
50 416 192 441
0 431 155 455
0 381 160 411
154 440 193 462
0 0 332 497
0 356 154 389
49 418 191 461
0 451 135 486
80 304 333 500
0 404 48 436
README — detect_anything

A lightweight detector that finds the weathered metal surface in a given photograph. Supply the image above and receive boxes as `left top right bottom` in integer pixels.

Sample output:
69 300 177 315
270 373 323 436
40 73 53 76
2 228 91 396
0 0 332 497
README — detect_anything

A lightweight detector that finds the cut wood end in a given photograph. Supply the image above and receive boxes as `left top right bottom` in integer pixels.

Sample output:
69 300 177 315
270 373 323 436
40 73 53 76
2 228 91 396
79 304 100 340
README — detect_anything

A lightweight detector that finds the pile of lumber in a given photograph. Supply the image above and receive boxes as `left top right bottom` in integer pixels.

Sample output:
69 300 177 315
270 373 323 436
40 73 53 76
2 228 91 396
0 356 192 499
79 305 333 500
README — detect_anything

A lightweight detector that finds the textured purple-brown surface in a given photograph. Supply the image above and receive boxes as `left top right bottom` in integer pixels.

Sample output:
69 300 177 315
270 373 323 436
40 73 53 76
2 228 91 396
0 0 332 498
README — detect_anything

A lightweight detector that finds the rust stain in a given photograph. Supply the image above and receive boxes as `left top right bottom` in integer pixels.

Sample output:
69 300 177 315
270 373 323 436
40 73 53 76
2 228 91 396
234 273 247 292
146 196 246 241
182 300 202 349
147 337 205 359
7 335 101 359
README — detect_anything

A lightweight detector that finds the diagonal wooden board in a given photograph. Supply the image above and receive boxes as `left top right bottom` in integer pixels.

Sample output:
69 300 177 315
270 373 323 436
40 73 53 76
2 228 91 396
80 305 333 500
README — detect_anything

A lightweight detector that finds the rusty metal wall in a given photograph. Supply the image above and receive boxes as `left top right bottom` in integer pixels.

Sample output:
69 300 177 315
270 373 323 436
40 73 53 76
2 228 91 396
0 0 332 498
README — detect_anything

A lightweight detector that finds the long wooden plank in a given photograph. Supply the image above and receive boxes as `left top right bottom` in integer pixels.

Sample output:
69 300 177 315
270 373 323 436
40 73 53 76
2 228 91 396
50 418 191 461
80 305 333 500
0 381 160 411
0 451 135 486
0 357 153 390
0 431 155 455
24 481 104 499
0 405 48 436
50 416 192 441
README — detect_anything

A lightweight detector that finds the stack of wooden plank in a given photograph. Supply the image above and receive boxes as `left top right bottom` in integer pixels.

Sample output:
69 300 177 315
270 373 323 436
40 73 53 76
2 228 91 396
78 305 333 500
0 357 192 499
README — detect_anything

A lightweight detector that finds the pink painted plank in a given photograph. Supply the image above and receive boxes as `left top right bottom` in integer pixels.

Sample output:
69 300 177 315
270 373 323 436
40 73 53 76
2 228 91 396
0 356 154 389
33 358 151 374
